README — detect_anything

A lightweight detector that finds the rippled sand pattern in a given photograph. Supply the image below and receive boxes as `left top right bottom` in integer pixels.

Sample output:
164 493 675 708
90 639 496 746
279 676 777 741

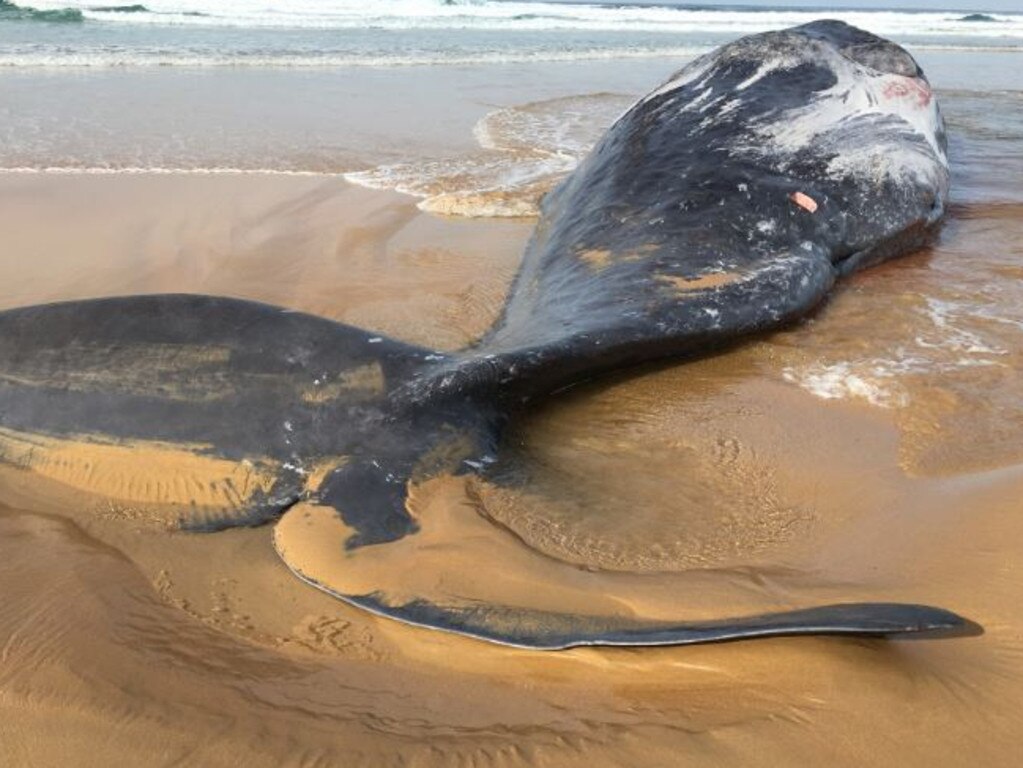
476 368 818 573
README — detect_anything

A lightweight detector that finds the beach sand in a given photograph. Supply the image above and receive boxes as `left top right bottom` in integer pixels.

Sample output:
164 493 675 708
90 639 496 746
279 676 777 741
1 172 1022 766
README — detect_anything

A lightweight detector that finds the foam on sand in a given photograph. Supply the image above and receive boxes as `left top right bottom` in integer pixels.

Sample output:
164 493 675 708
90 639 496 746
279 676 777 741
346 93 634 217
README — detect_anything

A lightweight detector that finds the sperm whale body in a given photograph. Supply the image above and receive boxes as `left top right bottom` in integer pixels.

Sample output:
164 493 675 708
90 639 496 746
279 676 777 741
0 21 979 648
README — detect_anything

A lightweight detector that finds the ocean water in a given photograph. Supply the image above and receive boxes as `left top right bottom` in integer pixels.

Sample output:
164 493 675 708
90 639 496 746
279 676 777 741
0 0 1021 67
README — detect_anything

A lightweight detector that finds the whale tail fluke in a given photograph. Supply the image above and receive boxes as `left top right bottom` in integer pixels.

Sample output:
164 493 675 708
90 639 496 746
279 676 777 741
351 599 982 650
0 293 980 648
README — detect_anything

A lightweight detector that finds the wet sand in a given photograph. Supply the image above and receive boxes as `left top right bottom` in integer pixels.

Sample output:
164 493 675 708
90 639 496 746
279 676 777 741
1 173 1022 766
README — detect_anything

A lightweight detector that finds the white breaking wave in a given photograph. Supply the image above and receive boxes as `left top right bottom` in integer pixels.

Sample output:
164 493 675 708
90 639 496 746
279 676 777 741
4 43 1021 70
3 1 1021 71
0 46 712 68
15 0 1023 37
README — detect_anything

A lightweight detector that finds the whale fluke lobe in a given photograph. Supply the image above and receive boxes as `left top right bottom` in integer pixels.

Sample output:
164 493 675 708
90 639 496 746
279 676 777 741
331 599 981 650
0 21 976 647
0 294 436 532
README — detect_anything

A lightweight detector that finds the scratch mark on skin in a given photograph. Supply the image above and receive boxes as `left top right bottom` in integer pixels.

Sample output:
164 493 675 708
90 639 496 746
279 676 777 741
658 272 745 294
578 248 614 272
301 363 386 404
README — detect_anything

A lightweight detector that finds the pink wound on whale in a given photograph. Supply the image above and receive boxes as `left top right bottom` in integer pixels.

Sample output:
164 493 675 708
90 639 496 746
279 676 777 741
790 191 818 213
883 77 933 107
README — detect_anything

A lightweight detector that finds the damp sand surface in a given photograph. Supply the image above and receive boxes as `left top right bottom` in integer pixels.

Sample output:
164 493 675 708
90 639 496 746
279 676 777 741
1 170 1022 767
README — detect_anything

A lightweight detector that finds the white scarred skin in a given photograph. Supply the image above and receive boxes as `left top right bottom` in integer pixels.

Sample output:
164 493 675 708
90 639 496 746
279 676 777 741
642 31 947 200
753 48 946 189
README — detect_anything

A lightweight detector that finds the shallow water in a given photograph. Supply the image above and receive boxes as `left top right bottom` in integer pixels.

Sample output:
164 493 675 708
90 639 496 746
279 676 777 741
1 30 1022 768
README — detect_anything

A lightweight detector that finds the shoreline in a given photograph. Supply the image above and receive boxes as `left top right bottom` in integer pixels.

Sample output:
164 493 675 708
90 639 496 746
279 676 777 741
1 50 1020 182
